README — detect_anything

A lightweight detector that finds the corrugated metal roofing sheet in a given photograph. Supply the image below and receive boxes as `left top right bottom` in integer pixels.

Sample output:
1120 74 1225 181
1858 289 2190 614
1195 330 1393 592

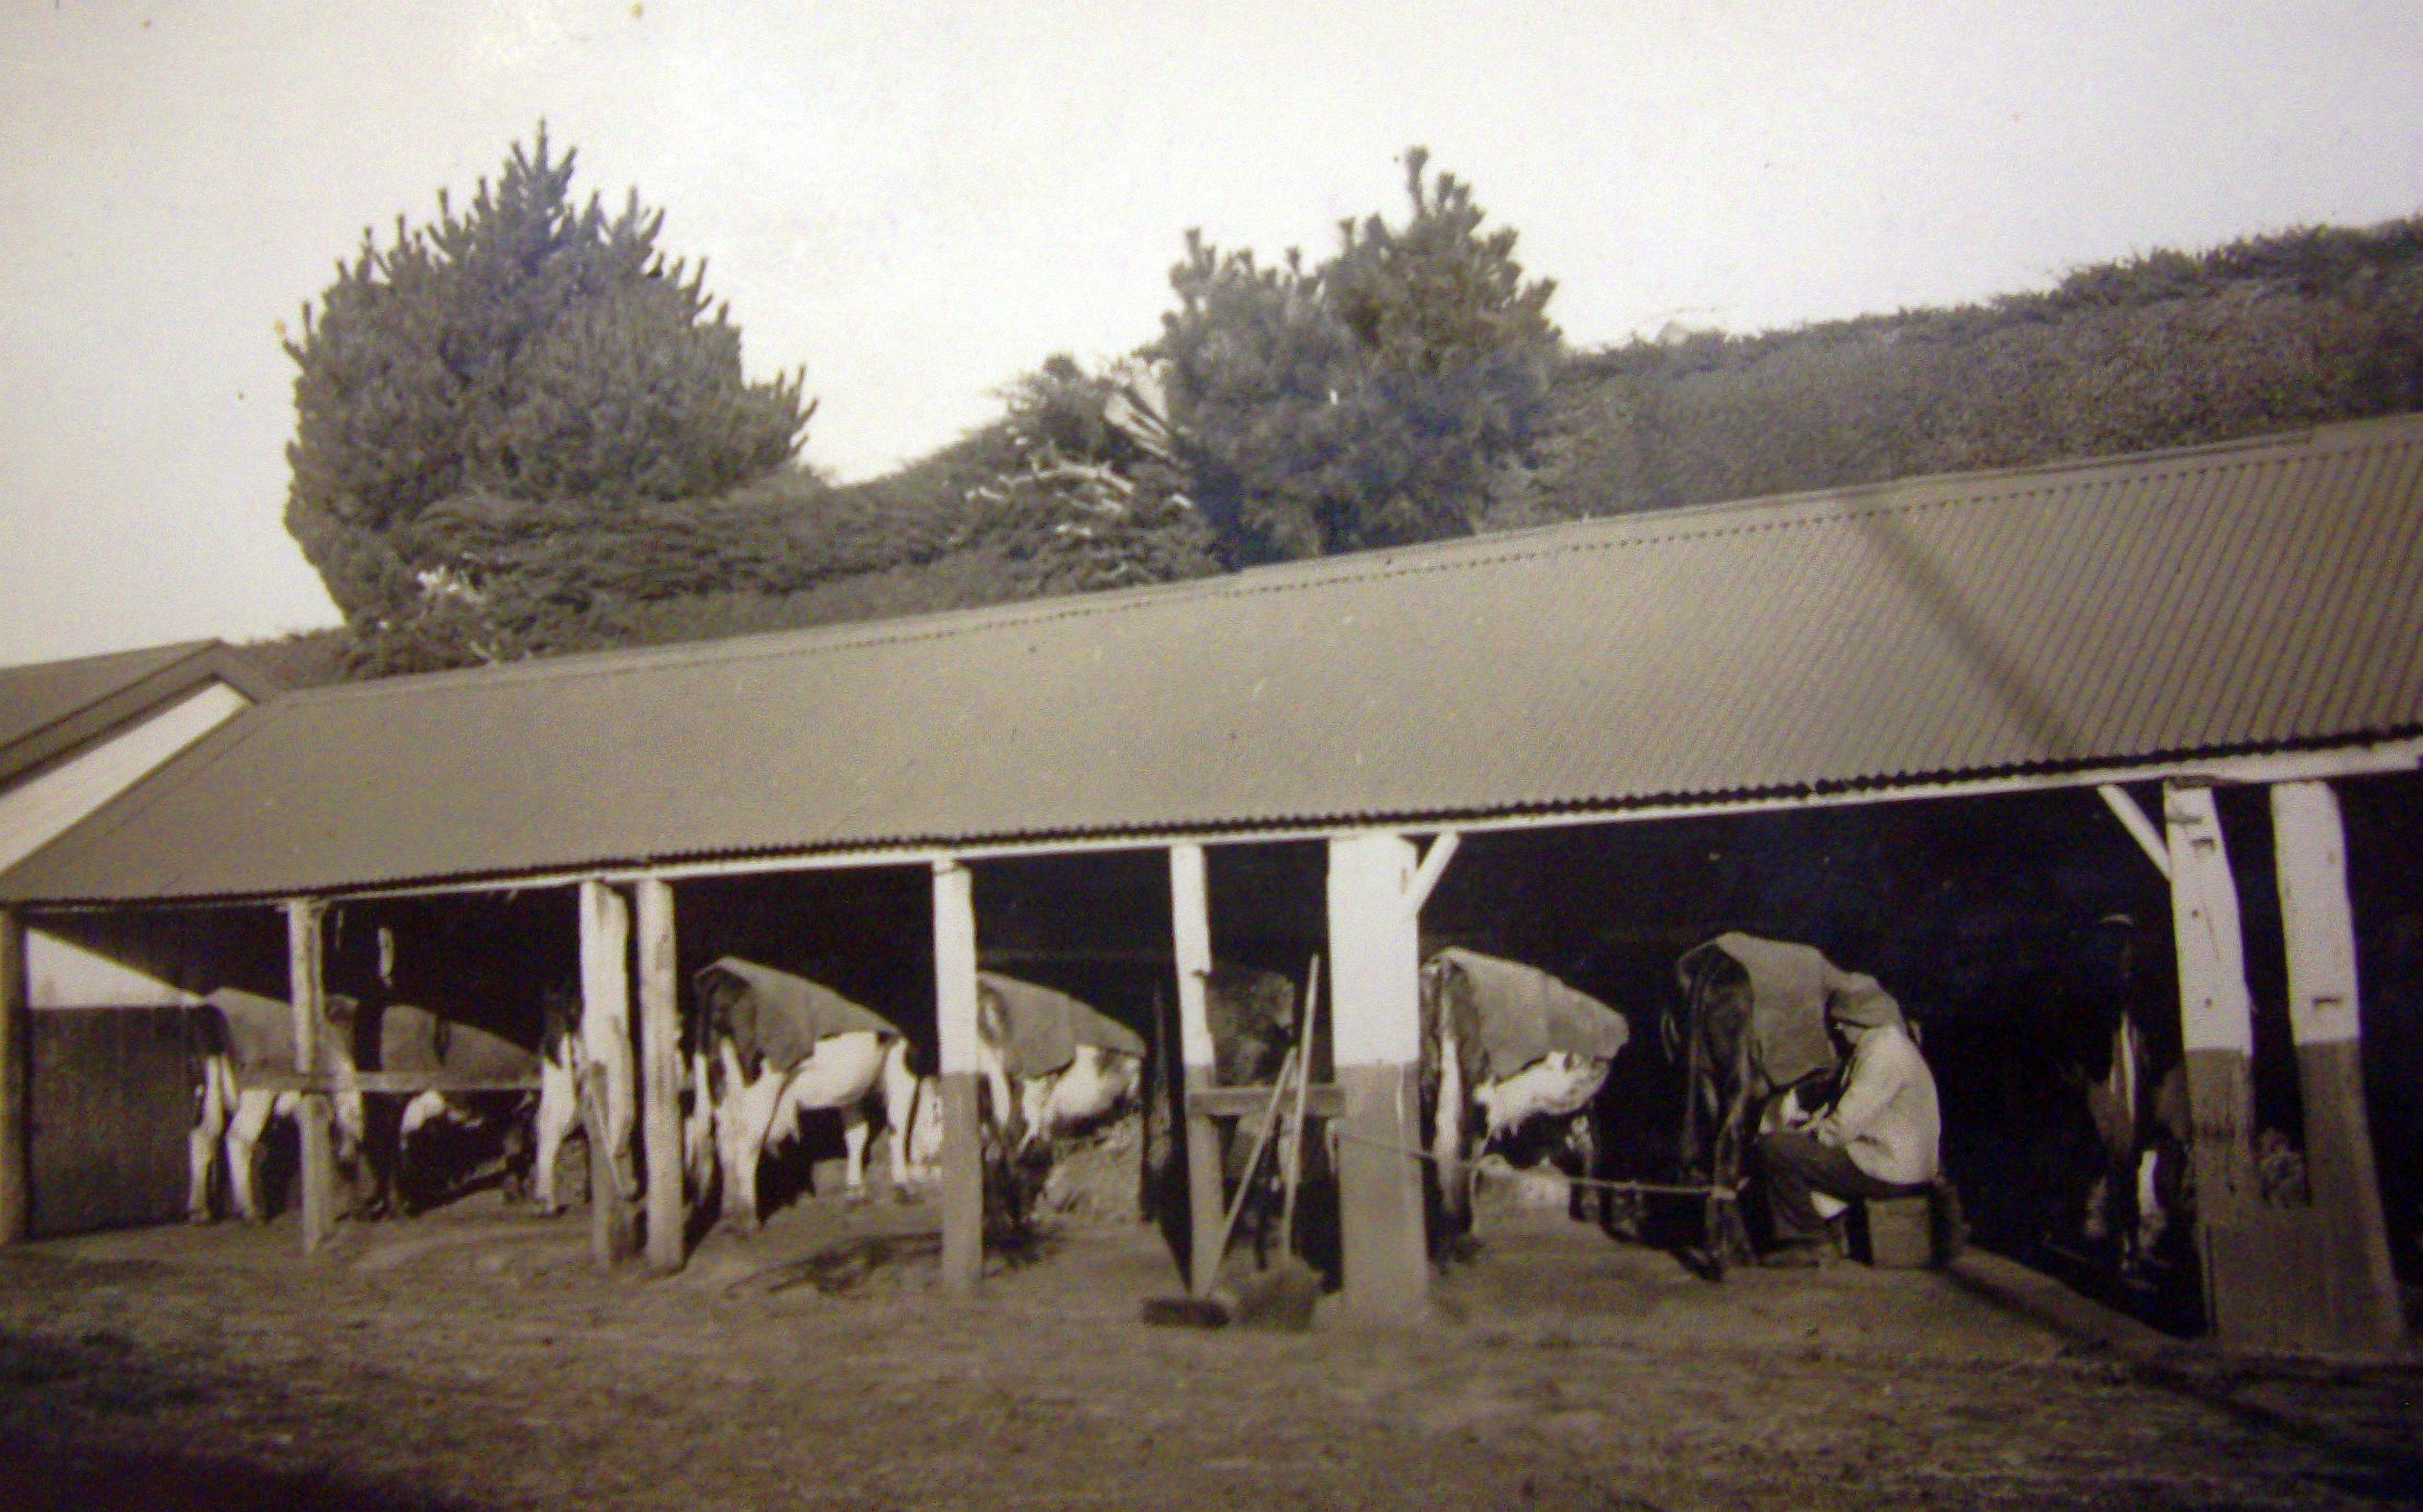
0 640 279 791
7 417 2421 906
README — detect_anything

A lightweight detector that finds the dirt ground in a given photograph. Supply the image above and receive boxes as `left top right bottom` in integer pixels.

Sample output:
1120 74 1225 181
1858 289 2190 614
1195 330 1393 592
2 1175 2419 1511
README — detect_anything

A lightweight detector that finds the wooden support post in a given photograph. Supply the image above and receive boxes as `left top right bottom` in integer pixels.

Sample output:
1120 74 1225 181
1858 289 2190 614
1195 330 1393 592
2272 781 2407 1352
285 898 336 1255
579 880 638 1270
933 859 985 1293
2164 785 2258 1334
0 906 27 1246
1167 844 1228 1294
635 877 685 1275
1327 831 1430 1324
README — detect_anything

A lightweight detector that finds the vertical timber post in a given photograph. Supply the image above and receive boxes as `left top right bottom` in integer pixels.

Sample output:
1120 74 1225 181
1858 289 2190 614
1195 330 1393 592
579 880 638 1270
1167 844 1227 1293
2163 783 2259 1337
635 877 685 1275
2272 781 2407 1352
1327 831 1429 1324
933 858 984 1293
285 898 336 1255
0 906 27 1245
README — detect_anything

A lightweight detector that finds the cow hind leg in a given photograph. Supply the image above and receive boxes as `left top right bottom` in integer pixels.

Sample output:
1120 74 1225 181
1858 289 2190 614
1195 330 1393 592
879 1039 927 1198
717 1069 784 1232
188 1061 231 1223
226 1090 281 1223
533 1053 580 1214
840 1104 871 1201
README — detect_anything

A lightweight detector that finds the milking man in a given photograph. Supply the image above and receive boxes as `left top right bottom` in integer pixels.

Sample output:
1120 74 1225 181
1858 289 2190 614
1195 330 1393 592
1756 992 1942 1265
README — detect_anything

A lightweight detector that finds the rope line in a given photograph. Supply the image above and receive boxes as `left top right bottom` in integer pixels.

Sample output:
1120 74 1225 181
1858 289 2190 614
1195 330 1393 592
1326 1127 1739 1202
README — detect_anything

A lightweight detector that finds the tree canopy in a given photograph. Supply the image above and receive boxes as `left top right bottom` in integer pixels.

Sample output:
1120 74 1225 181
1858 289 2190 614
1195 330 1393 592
1152 148 1562 564
282 129 813 667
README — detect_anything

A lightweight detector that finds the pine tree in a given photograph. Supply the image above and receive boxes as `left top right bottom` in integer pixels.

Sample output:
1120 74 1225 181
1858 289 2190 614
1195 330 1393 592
1152 148 1560 563
282 129 811 655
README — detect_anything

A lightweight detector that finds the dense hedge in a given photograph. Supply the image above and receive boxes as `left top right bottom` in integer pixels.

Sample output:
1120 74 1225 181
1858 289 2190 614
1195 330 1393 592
1523 217 2423 522
257 214 2423 679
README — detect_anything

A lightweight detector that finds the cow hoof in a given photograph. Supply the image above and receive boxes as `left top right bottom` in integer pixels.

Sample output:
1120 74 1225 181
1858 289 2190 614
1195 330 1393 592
843 1187 870 1207
187 1209 213 1226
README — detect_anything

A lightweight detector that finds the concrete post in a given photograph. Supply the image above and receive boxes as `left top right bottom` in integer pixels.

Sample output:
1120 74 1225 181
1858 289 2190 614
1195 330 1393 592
1326 831 1429 1323
933 859 984 1292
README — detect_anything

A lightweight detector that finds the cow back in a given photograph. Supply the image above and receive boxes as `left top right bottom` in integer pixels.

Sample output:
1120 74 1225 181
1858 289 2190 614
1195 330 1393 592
1676 933 1885 1093
697 957 899 1075
360 1001 539 1079
200 987 356 1076
1423 949 1627 1085
979 973 1145 1080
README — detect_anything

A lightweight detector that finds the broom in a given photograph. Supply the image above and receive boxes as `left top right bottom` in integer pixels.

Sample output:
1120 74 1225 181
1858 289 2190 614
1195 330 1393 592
1229 958 1323 1330
1141 1046 1297 1328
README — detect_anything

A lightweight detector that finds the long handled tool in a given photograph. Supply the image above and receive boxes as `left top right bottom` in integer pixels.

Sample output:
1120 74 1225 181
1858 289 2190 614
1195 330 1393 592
1224 958 1324 1329
1194 1044 1299 1299
1276 957 1322 1250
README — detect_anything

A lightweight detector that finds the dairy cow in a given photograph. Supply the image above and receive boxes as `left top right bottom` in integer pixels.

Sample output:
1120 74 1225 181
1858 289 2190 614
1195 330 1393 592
351 1000 558 1213
188 988 368 1223
1422 949 1629 1234
687 958 923 1229
975 973 1147 1150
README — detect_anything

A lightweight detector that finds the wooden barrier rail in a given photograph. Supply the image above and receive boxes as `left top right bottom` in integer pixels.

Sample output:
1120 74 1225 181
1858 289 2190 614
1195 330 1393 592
1187 1084 1341 1120
247 1071 542 1096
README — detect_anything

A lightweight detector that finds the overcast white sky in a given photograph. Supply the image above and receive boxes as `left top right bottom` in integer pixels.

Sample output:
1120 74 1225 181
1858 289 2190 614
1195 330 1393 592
3 2 2420 664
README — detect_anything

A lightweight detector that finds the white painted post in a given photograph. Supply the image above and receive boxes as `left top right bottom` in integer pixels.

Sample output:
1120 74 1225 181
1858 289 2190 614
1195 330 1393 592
1167 843 1227 1293
285 898 336 1255
578 880 637 1268
2272 781 2407 1350
634 877 685 1275
1326 830 1429 1323
933 859 984 1292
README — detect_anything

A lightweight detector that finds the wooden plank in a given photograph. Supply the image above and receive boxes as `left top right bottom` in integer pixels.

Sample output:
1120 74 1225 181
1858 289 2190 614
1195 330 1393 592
933 860 983 1293
1187 1084 1342 1120
580 879 637 1269
1327 831 1429 1324
247 1071 542 1095
1168 844 1227 1295
286 899 335 1255
2272 781 2406 1353
636 877 684 1275
0 907 26 1245
29 1007 194 1237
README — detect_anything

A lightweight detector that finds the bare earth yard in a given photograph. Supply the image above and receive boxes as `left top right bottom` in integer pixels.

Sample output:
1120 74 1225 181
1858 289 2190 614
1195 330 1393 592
1 1187 2418 1511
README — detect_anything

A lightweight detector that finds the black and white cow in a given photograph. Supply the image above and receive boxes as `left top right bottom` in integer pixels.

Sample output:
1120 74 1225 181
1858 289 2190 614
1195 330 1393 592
350 999 558 1214
1422 949 1629 1231
188 987 368 1223
686 958 923 1229
975 973 1147 1151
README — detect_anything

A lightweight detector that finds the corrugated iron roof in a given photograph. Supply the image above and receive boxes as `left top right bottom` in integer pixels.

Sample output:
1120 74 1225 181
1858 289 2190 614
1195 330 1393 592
0 640 282 792
6 416 2420 906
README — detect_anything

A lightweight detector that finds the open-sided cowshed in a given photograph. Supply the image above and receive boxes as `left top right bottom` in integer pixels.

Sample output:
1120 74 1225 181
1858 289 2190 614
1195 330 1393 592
3 416 2420 1355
